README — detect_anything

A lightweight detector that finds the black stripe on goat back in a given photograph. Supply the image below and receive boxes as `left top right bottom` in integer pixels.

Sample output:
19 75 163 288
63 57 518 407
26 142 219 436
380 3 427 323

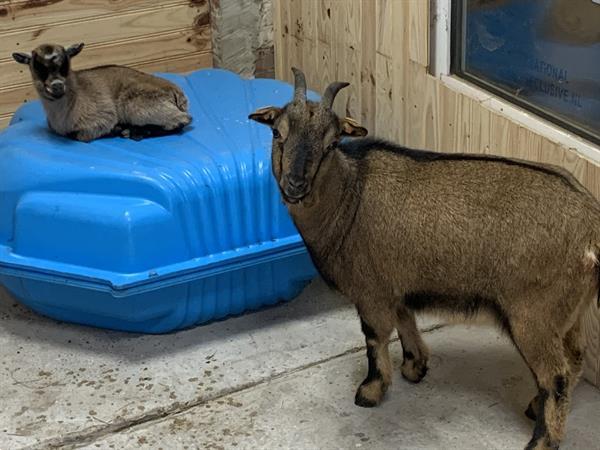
78 64 120 73
339 137 579 191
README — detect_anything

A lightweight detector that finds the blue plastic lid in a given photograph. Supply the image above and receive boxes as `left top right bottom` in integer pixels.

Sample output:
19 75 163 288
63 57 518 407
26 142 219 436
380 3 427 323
0 69 318 296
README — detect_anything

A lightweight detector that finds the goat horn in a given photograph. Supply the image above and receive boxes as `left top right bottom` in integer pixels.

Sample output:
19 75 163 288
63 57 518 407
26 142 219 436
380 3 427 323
291 67 307 103
321 81 350 109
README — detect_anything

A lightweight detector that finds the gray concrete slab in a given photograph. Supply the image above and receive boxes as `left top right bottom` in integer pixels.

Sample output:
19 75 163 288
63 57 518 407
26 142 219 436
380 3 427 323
0 279 440 449
81 326 600 450
1 279 599 450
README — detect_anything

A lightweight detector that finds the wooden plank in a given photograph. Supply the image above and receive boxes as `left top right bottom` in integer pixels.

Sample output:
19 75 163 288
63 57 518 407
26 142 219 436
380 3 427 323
132 50 212 74
301 0 318 91
272 0 285 79
315 0 333 91
376 0 393 59
328 0 362 121
0 0 177 32
468 95 491 154
288 0 304 79
390 0 409 144
0 84 37 118
456 93 473 153
342 0 362 121
374 0 393 138
438 84 459 153
0 26 211 90
488 110 513 157
583 300 600 387
0 115 11 130
408 0 429 67
0 2 208 59
405 60 432 149
359 0 376 133
0 51 212 123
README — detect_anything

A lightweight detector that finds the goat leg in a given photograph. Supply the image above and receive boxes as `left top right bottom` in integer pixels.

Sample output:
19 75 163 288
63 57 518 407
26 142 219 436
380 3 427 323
396 305 430 383
355 310 394 408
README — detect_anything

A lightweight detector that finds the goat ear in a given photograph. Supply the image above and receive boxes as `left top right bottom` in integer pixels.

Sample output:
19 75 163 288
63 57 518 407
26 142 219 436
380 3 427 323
340 117 368 137
66 43 84 58
12 52 31 65
248 106 282 127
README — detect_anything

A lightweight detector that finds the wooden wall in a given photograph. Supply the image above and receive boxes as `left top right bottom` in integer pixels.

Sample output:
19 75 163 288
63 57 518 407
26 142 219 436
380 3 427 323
0 0 213 129
273 0 600 387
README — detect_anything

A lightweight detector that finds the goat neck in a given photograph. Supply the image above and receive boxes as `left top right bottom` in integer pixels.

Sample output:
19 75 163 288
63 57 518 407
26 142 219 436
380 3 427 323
287 148 360 259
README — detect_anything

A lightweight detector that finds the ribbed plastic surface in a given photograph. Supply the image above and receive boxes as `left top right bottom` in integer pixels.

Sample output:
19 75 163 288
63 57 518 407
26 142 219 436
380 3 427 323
0 69 317 333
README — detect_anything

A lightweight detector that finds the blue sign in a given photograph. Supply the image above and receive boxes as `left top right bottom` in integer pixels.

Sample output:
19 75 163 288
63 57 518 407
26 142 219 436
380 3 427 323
461 0 600 142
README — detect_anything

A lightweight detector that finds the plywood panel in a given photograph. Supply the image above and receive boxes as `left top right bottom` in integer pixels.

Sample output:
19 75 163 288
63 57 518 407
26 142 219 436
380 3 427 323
0 116 11 130
315 0 333 90
0 26 211 89
274 0 600 387
0 3 207 57
0 0 167 31
469 95 491 154
272 0 284 78
408 0 429 67
127 50 212 74
583 300 600 387
390 0 410 144
359 0 376 132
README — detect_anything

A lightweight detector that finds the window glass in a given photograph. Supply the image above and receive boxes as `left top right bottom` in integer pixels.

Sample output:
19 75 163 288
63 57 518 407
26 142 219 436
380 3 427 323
453 0 600 144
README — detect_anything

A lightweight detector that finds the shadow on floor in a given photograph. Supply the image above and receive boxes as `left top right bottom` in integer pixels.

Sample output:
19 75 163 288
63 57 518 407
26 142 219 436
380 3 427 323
0 278 351 361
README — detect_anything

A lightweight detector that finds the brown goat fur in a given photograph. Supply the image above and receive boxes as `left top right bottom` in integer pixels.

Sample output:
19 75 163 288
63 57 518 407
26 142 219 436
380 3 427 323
249 68 600 450
13 43 191 142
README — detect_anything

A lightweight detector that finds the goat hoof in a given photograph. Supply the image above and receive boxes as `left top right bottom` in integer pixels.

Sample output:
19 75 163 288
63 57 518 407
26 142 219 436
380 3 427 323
525 438 560 450
354 380 386 408
354 390 378 408
401 359 428 383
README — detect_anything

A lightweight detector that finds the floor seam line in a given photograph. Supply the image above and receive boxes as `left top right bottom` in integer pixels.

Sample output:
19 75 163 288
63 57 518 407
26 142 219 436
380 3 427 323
25 323 447 450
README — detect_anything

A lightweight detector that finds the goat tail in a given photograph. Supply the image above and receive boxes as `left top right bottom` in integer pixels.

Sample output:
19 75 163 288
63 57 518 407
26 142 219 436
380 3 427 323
597 262 600 308
594 249 600 308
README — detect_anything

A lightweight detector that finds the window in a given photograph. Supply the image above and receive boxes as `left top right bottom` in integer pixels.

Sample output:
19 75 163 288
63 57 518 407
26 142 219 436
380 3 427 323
452 0 600 145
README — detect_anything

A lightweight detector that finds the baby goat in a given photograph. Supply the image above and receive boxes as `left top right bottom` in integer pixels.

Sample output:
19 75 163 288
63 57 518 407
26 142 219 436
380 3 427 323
250 68 600 450
13 43 191 142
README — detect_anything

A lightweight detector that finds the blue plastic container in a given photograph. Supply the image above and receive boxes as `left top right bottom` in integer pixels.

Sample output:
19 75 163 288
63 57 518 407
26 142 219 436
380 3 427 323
0 69 318 333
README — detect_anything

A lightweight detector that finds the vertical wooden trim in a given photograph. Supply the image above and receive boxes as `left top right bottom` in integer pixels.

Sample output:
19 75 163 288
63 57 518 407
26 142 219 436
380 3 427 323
409 0 429 68
359 0 376 132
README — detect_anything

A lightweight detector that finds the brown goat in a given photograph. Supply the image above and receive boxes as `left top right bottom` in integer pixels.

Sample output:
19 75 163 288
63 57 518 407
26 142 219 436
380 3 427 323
13 43 191 142
249 68 600 450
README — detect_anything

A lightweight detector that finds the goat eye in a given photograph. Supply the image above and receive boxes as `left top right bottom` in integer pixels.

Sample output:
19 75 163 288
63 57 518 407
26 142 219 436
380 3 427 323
272 129 281 139
59 59 69 76
33 59 48 81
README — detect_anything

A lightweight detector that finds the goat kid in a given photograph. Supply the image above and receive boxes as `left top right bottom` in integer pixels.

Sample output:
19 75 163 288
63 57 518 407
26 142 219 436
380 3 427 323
249 68 600 450
13 43 191 142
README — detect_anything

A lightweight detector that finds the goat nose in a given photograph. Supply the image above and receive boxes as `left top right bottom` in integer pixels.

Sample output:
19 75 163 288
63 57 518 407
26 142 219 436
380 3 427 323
286 177 307 195
288 178 305 189
50 80 65 93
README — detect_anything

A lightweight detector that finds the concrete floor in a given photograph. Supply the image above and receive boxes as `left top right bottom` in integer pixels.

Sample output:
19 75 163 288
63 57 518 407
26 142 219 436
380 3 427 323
1 280 599 450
